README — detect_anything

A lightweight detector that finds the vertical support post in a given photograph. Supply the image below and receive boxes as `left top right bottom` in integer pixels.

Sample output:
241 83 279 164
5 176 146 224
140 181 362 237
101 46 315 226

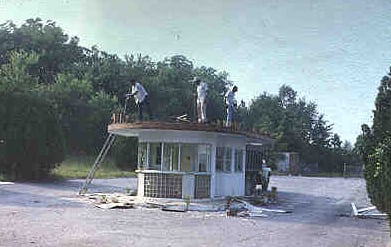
242 149 246 195
231 147 234 173
210 144 216 198
178 144 181 172
161 142 164 171
146 143 150 169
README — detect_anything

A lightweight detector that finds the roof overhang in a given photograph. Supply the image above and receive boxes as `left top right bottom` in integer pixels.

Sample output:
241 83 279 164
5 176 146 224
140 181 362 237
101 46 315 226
108 122 275 145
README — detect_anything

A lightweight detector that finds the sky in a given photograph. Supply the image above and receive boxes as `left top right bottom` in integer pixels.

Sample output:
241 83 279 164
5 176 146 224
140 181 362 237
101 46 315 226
1 0 391 144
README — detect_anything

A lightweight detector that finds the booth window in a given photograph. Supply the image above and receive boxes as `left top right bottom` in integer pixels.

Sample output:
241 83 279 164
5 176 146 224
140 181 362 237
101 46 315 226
179 144 197 172
216 147 232 173
197 144 211 172
163 143 179 171
149 143 162 170
216 147 224 171
138 142 148 169
140 142 211 172
235 149 244 172
223 147 232 172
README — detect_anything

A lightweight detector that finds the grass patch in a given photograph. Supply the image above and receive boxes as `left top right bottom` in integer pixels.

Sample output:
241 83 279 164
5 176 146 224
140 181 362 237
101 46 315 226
52 156 135 179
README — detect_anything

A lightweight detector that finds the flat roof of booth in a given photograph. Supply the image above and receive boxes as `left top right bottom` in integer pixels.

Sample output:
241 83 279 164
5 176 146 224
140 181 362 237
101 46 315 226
108 121 274 145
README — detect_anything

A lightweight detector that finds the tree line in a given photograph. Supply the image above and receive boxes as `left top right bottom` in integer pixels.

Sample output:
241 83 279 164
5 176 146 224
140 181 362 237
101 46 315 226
0 18 359 179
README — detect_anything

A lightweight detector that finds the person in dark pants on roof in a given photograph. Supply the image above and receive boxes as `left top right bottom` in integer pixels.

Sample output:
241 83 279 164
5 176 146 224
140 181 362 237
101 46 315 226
127 79 153 121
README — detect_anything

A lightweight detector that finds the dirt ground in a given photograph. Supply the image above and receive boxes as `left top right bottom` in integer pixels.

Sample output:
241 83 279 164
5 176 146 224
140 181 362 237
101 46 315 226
0 176 389 247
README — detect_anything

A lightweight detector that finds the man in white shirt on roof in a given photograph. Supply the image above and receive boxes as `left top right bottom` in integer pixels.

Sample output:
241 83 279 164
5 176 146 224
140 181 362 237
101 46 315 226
129 79 153 121
194 77 208 123
224 85 238 127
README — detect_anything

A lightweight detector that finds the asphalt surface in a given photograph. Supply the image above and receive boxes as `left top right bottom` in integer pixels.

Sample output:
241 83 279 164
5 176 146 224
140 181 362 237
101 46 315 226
0 176 389 247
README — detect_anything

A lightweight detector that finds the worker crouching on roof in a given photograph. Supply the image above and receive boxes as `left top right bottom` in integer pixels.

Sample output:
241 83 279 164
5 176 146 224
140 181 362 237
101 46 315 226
127 79 153 121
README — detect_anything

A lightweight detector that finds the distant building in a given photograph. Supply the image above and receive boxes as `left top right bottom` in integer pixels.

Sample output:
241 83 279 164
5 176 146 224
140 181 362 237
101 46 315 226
276 152 299 174
276 152 320 175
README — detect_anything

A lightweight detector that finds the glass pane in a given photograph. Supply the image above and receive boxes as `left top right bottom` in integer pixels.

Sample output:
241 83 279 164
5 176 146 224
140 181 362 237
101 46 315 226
223 147 232 172
163 143 179 171
235 149 243 172
149 143 162 170
216 147 223 171
180 144 197 172
198 144 211 172
138 142 148 169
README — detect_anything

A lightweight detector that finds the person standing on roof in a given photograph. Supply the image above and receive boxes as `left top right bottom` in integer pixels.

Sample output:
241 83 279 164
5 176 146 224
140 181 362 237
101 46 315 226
128 79 153 121
194 77 208 123
224 85 238 127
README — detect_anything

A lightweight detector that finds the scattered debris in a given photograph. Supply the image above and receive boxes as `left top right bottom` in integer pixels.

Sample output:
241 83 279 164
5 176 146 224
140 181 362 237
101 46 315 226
188 203 222 212
225 197 291 217
143 202 163 209
83 192 291 218
235 198 291 213
351 202 387 219
86 193 136 209
95 202 134 209
162 204 187 212
0 181 14 185
175 114 191 123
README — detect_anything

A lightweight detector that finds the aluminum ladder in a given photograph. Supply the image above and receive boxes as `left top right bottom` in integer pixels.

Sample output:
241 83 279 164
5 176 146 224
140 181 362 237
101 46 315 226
78 133 116 195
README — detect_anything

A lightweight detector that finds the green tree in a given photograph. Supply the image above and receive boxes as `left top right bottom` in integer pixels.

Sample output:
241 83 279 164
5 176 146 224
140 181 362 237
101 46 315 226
0 50 65 179
0 51 39 92
43 73 117 154
278 84 297 109
149 55 194 120
0 93 65 180
310 114 332 147
365 137 391 220
0 18 83 84
330 133 342 149
362 68 391 227
354 124 373 164
247 92 283 136
247 85 344 173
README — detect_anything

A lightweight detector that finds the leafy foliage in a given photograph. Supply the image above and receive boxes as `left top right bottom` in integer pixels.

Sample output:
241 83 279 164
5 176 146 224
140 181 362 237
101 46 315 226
365 137 391 216
41 73 117 154
360 68 391 225
0 48 65 180
0 51 39 93
0 92 65 180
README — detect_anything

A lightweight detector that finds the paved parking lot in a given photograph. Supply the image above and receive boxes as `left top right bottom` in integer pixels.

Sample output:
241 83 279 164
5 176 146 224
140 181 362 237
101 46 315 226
0 176 389 247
